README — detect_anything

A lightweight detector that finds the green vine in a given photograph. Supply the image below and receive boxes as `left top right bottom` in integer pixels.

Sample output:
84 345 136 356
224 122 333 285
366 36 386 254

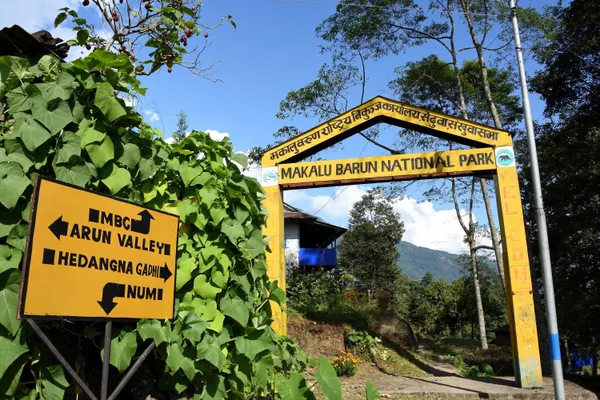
0 50 341 399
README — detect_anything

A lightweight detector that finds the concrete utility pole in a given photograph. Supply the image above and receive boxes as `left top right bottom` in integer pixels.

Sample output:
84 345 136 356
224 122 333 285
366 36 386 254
508 1 565 399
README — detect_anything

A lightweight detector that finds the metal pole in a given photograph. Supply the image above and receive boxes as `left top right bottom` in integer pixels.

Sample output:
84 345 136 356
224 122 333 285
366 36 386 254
26 320 98 400
508 1 565 399
107 342 156 400
101 321 112 400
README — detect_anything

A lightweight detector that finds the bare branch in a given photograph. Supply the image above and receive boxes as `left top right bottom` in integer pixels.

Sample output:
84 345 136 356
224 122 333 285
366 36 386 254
473 245 495 252
452 178 470 235
358 133 401 154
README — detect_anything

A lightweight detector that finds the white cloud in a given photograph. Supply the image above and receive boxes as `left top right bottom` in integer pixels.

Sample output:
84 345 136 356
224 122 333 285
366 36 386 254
283 185 485 254
391 197 472 253
205 129 229 142
144 110 160 122
0 0 81 32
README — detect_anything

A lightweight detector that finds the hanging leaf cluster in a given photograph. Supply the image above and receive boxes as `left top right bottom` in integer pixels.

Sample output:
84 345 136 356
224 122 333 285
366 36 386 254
0 50 334 399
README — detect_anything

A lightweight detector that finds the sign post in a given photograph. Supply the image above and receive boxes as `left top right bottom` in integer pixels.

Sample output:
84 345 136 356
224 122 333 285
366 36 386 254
18 176 179 399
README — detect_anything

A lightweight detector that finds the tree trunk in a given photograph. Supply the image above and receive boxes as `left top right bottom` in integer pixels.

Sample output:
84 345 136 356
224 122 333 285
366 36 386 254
447 10 505 296
480 178 506 295
459 0 504 130
470 244 489 349
564 337 571 375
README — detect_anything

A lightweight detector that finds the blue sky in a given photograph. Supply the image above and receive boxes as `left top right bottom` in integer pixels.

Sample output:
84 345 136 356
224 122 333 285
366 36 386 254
2 0 559 253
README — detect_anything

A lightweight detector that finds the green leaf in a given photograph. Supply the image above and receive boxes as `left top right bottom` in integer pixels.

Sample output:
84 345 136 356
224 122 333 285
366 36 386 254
37 55 61 80
204 374 227 400
221 219 244 244
232 152 248 169
276 372 315 400
76 119 105 147
142 181 157 203
55 131 81 164
138 319 167 346
365 381 380 400
31 97 72 135
0 56 33 96
40 365 69 400
198 187 218 208
107 330 138 372
194 274 222 299
235 330 272 360
117 143 141 168
37 72 75 101
207 310 224 333
138 156 158 180
166 343 185 372
177 198 198 221
53 158 92 188
0 208 20 239
179 162 202 186
210 206 227 225
7 224 27 252
242 228 265 259
94 82 126 122
482 363 494 375
6 86 33 113
0 270 21 336
12 113 51 152
77 29 89 45
197 336 225 371
198 299 217 322
0 171 30 210
255 355 274 387
54 12 67 27
100 163 131 194
86 135 115 168
0 245 22 273
182 313 209 343
0 351 27 398
220 297 250 327
176 257 197 290
211 266 229 289
316 355 342 400
0 336 27 377
269 286 286 306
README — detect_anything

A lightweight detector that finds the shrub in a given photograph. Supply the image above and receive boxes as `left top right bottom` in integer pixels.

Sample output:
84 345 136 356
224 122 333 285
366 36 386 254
332 350 359 377
346 329 389 361
0 51 317 399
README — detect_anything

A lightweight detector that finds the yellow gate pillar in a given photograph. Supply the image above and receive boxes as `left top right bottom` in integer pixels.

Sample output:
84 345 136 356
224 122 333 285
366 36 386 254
260 166 287 335
494 145 543 388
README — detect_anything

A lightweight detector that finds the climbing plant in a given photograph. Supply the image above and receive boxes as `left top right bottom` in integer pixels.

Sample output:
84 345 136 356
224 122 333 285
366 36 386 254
0 50 342 399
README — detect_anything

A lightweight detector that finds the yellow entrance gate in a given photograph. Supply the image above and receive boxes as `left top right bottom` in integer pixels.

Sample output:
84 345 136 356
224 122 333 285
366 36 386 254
260 96 542 388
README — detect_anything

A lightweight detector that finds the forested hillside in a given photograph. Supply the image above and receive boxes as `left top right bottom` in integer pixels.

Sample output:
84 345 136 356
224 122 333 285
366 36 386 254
397 241 495 282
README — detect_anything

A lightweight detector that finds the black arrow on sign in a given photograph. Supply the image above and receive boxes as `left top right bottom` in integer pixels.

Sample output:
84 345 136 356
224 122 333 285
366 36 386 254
130 210 154 235
97 282 126 315
49 216 69 240
159 263 172 282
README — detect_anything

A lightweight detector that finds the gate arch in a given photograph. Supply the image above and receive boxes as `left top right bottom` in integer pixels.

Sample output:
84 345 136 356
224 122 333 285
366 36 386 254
260 96 542 388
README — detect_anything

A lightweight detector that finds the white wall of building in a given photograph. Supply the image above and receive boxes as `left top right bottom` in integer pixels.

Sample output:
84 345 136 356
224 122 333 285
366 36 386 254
284 220 300 271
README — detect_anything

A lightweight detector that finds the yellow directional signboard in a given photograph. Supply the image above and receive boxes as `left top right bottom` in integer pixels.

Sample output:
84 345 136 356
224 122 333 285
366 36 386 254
18 177 179 321
278 148 496 188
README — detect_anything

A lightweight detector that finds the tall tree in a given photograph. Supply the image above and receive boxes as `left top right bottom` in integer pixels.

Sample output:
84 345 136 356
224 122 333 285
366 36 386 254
522 0 600 365
338 188 405 303
172 110 189 142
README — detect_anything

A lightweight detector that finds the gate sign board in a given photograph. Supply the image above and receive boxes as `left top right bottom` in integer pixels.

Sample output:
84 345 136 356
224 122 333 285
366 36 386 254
18 177 179 321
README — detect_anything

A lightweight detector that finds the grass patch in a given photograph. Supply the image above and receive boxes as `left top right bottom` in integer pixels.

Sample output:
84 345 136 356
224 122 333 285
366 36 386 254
374 349 431 377
428 337 513 377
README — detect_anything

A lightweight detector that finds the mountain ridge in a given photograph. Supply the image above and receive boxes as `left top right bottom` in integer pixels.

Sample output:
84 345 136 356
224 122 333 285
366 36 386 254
397 241 495 282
